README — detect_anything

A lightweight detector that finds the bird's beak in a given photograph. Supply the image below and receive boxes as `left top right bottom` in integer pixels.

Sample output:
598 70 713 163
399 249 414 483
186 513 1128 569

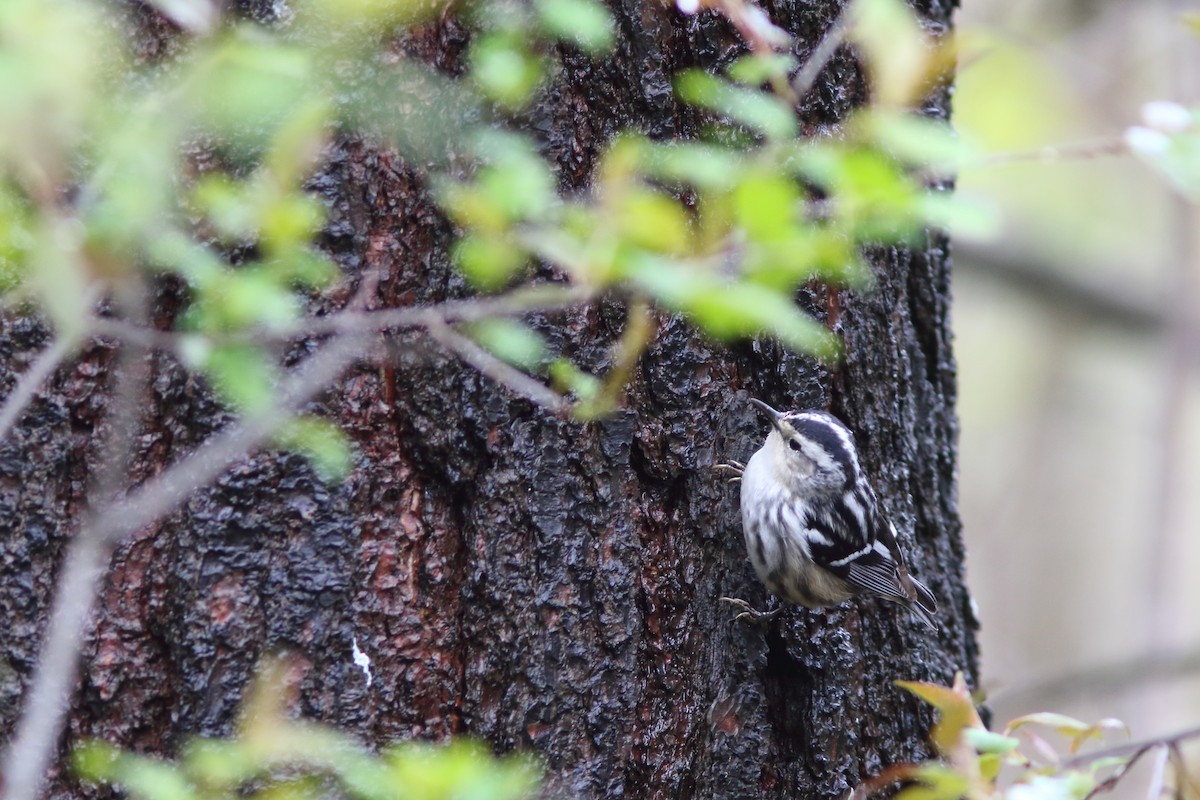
749 398 785 431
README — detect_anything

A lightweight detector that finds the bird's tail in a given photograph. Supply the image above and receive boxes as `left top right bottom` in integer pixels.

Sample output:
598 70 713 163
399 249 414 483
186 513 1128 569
905 575 938 630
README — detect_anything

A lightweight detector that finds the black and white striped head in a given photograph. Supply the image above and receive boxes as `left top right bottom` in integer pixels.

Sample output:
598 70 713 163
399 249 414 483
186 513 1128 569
750 399 862 493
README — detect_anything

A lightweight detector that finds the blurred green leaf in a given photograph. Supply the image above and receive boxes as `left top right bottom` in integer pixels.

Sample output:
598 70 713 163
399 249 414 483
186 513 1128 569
727 53 797 86
854 110 970 172
0 0 115 182
640 142 742 191
614 189 691 255
275 415 352 482
185 32 313 155
0 187 34 293
465 319 548 371
850 0 937 108
731 172 800 242
265 249 339 289
296 0 432 32
742 228 863 290
896 677 982 756
675 70 798 141
29 219 93 341
74 743 198 800
386 740 539 800
470 33 547 111
453 235 528 290
895 763 971 800
265 99 333 189
260 193 325 254
549 359 600 401
204 344 277 412
534 0 615 56
963 728 1020 755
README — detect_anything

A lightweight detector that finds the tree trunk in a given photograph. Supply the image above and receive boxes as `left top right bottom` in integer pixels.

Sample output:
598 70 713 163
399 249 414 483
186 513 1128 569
0 1 978 798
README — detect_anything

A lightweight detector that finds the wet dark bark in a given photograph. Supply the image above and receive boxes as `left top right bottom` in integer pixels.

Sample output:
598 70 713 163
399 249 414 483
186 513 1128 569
0 1 977 798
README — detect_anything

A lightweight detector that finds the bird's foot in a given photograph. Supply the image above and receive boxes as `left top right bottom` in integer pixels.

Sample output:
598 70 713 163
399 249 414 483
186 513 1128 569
714 460 745 483
720 596 782 624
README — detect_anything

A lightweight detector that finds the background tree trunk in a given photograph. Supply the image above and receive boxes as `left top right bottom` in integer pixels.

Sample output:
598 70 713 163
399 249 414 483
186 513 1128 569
0 1 978 798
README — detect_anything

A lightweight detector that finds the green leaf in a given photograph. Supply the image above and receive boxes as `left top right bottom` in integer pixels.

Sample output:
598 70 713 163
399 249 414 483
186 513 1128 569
896 763 971 800
465 319 548 371
615 189 691 255
727 53 798 86
1005 712 1093 738
186 33 313 155
470 33 547 111
204 345 277 412
743 228 863 290
849 0 933 108
453 235 528 290
264 98 333 189
74 743 198 800
534 0 615 55
0 188 34 295
854 109 970 172
275 415 353 482
896 678 980 755
963 728 1020 754
73 741 121 782
549 359 600 401
675 70 798 141
266 248 339 289
192 175 256 242
731 172 800 242
260 192 325 254
641 142 742 191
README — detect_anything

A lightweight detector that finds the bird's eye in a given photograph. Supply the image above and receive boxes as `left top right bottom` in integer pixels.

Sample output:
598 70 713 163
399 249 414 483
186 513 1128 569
787 438 802 452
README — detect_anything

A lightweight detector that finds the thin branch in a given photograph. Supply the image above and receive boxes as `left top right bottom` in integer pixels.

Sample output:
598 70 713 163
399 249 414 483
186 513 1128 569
89 282 596 351
0 332 367 800
1064 725 1200 772
1146 746 1170 800
0 333 78 445
423 319 570 413
973 137 1128 167
791 6 852 101
1084 746 1157 800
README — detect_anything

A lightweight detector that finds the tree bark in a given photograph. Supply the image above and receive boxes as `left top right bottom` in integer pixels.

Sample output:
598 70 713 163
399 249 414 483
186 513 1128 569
0 1 978 798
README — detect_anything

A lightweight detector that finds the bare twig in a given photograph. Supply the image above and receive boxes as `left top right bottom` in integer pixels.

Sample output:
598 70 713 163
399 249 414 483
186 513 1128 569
1065 724 1200 772
89 282 596 351
0 334 78 445
973 137 1128 167
0 332 367 800
1146 746 1170 800
424 318 570 412
791 7 852 101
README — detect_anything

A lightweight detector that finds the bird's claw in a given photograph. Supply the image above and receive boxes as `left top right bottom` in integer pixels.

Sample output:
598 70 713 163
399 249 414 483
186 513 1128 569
720 596 782 624
714 460 745 483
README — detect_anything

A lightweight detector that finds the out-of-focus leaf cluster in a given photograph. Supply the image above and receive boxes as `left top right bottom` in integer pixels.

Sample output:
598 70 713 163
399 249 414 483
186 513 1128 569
893 675 1138 800
0 0 970 443
75 657 539 800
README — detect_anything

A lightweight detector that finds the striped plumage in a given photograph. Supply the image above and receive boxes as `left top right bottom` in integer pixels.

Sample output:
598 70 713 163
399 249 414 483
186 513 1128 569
736 399 937 629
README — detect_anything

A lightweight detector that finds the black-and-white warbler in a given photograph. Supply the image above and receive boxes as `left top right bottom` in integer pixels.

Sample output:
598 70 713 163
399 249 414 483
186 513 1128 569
722 399 938 629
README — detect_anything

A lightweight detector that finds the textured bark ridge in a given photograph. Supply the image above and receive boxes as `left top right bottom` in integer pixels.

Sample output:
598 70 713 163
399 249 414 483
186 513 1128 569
0 1 977 798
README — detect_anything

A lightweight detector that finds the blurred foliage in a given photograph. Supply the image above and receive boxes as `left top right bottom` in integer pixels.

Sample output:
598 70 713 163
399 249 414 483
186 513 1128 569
889 675 1171 800
75 657 539 800
0 0 968 454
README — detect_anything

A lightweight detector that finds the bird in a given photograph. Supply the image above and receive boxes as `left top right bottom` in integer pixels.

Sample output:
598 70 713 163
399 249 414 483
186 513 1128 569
720 398 937 629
